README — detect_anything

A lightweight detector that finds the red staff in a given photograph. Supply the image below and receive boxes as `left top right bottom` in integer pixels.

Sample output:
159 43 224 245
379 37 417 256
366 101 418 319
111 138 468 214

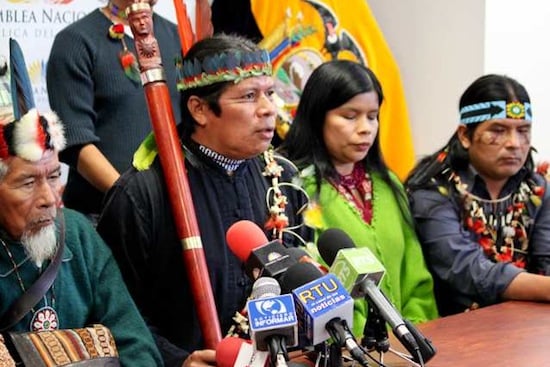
126 2 220 348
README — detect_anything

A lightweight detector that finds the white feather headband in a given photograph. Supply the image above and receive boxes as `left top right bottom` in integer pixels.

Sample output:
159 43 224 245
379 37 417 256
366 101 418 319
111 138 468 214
0 108 66 162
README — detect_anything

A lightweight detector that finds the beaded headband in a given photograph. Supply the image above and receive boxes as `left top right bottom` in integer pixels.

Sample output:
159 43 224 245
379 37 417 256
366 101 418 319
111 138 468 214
176 50 273 91
459 100 532 124
1 38 66 162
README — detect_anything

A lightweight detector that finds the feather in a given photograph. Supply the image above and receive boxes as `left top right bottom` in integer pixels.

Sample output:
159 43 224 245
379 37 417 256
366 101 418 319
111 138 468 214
202 55 218 74
42 111 66 152
119 50 140 82
9 38 35 120
195 0 213 42
13 109 43 161
172 0 195 54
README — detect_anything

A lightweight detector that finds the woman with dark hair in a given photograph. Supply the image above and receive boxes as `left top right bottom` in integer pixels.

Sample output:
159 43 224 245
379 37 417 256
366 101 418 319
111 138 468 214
279 60 438 336
406 74 550 316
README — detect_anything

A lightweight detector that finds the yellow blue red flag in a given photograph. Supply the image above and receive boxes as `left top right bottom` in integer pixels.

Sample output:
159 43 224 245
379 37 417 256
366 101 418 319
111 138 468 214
251 0 415 180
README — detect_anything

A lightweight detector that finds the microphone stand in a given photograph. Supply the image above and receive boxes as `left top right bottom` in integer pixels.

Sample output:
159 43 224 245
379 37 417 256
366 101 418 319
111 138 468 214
362 304 390 354
268 336 289 367
362 304 389 366
326 318 369 367
328 342 343 367
363 305 427 367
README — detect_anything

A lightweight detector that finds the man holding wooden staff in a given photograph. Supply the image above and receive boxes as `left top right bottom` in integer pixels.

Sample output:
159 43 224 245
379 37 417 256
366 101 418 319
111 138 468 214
97 32 310 366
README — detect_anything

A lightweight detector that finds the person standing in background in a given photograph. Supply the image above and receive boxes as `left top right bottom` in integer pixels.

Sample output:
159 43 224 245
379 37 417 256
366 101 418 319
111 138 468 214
278 60 438 337
47 0 181 223
406 74 550 316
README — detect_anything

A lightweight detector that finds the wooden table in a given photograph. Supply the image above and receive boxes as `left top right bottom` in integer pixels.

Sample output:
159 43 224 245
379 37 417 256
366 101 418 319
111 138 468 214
379 301 550 366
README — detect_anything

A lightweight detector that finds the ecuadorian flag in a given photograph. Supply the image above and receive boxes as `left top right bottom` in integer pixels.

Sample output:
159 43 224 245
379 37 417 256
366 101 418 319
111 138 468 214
213 0 415 181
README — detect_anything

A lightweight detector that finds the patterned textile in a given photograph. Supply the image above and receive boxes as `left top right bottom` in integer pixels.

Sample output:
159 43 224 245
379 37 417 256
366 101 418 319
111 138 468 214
9 324 119 367
0 335 15 367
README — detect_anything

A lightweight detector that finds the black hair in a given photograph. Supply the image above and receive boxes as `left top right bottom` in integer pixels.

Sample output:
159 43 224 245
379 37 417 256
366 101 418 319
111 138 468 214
278 60 411 223
406 74 534 190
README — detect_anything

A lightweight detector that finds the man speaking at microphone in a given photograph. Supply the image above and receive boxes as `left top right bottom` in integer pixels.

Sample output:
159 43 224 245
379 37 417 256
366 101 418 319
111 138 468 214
97 34 310 367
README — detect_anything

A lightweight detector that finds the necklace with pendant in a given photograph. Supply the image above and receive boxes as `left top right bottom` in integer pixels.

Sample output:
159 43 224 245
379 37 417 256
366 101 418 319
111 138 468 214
107 1 127 20
0 238 59 331
443 168 544 267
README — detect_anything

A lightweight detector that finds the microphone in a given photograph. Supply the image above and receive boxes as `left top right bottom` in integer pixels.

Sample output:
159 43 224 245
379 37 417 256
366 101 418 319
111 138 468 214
317 228 385 299
247 277 299 367
227 220 297 280
286 247 329 274
216 337 269 367
317 228 436 364
279 262 369 367
251 276 281 299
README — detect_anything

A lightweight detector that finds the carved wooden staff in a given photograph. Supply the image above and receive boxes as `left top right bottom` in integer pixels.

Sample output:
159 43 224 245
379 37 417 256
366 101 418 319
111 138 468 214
126 2 221 348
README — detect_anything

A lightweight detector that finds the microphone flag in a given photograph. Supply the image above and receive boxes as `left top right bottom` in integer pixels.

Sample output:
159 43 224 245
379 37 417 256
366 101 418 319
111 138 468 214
331 247 385 298
247 294 298 351
290 273 353 345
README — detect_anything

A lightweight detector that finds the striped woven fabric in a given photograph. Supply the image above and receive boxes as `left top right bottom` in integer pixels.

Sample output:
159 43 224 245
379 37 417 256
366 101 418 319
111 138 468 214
9 324 119 367
0 334 15 367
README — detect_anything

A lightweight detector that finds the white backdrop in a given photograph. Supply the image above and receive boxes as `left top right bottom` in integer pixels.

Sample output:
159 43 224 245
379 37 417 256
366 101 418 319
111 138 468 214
1 1 548 160
485 0 550 160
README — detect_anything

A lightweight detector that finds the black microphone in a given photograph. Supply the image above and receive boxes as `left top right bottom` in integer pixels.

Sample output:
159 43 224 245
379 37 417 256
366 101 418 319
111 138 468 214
286 247 329 274
279 262 370 367
317 228 436 364
226 220 297 280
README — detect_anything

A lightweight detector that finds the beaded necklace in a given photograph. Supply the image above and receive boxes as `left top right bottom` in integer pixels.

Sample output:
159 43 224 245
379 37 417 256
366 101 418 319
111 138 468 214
106 1 127 20
0 237 58 331
443 168 544 268
263 149 290 239
104 1 141 83
331 163 373 224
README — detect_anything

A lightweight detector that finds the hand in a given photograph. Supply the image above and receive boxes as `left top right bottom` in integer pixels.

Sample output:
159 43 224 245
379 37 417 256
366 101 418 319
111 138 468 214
182 349 216 367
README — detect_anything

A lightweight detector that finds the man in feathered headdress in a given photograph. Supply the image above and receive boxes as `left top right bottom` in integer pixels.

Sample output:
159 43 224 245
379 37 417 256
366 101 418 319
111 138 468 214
0 38 163 366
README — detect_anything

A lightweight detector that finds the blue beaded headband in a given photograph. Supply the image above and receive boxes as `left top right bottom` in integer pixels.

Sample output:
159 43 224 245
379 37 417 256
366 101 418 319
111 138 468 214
459 100 532 124
176 50 273 91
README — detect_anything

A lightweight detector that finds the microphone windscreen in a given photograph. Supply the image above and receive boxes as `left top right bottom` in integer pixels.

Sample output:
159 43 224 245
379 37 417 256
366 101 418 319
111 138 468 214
286 247 310 260
317 228 355 266
216 337 247 367
226 220 269 262
250 277 281 299
279 262 324 294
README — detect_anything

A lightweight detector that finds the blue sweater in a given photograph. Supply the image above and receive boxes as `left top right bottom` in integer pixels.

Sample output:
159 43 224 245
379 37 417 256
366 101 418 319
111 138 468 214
47 9 182 215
